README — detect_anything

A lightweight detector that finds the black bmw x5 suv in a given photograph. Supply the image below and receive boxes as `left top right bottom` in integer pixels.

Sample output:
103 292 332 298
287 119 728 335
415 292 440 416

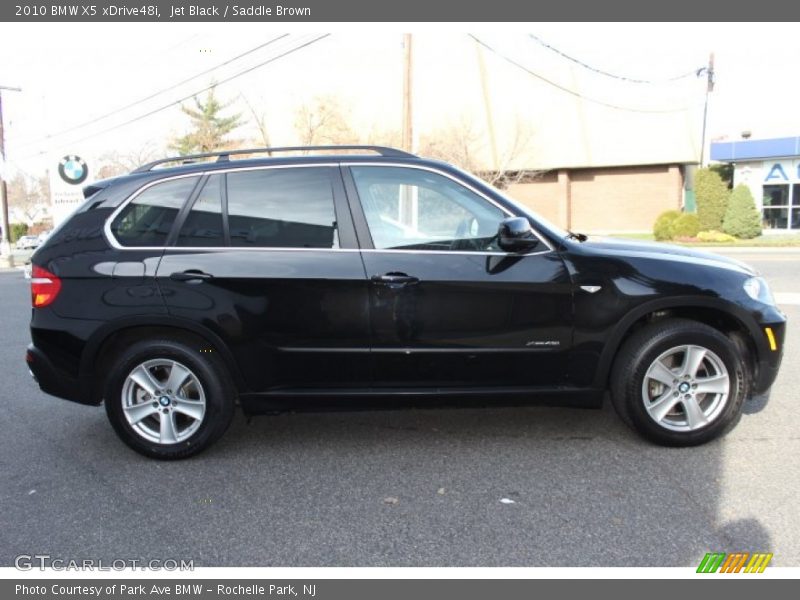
27 146 786 458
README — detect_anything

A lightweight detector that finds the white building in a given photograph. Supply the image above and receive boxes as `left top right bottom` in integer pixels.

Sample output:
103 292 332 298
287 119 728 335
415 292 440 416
711 136 800 231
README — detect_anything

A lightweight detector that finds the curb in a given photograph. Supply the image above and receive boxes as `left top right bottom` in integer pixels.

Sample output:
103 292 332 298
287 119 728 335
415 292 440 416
705 247 800 254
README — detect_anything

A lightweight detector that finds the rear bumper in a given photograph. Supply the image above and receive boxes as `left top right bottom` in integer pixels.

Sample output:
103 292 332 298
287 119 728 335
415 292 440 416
26 344 99 406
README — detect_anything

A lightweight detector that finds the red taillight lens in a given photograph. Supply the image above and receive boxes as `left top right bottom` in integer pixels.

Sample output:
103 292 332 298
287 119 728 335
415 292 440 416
31 265 62 308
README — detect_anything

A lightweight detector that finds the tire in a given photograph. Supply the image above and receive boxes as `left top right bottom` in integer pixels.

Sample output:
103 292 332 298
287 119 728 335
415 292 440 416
610 318 747 446
104 338 235 459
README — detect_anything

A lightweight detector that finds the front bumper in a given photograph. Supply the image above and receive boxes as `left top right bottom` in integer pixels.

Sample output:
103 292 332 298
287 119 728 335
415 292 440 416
751 316 786 395
26 344 99 406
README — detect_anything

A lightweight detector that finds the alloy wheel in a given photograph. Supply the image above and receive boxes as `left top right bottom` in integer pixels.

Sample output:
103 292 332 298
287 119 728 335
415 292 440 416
121 359 206 444
641 345 730 432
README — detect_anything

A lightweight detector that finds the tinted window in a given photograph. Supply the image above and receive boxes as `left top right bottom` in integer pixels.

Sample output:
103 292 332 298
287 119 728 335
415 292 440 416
350 166 506 252
226 168 338 248
177 175 224 247
111 177 198 247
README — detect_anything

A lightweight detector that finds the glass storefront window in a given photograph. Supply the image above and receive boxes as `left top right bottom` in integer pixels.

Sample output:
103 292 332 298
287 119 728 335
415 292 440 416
762 184 793 230
763 185 789 206
764 207 789 229
792 184 800 229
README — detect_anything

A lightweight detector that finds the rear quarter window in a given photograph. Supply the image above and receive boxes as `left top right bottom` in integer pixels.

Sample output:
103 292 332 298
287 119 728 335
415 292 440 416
110 177 199 247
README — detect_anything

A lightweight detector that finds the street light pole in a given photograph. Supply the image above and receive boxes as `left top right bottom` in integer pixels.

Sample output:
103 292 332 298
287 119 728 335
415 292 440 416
0 85 22 268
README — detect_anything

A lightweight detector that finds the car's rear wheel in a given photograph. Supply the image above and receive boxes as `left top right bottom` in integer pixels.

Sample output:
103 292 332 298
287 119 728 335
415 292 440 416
104 338 235 459
611 319 747 446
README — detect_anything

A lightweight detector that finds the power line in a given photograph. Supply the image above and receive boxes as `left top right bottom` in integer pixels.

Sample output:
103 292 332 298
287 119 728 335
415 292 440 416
527 33 701 84
18 34 331 159
13 34 291 150
470 35 698 114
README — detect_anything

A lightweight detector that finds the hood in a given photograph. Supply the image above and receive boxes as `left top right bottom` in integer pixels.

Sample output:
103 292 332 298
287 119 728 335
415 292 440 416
579 236 757 276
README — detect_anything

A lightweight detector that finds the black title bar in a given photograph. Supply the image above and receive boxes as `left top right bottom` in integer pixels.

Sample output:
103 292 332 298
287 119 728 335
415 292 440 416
3 0 800 21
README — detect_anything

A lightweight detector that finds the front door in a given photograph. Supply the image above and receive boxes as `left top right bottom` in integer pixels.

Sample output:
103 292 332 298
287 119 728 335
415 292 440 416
345 164 573 388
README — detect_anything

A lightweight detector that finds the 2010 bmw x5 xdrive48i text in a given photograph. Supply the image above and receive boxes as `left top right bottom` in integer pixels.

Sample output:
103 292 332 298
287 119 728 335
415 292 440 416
26 146 786 459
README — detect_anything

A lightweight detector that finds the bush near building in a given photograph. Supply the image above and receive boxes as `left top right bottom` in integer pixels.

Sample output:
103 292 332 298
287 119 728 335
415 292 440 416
695 168 730 231
723 184 762 240
653 210 682 241
670 213 701 239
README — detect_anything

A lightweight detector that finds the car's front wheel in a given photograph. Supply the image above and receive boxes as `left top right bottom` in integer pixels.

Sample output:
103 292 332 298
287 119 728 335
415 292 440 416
611 319 747 446
104 338 235 459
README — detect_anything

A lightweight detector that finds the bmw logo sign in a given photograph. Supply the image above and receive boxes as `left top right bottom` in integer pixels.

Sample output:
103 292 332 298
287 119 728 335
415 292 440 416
58 155 88 185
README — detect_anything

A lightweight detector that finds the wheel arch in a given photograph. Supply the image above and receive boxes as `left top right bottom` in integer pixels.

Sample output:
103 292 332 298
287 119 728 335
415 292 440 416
80 316 248 404
595 296 762 390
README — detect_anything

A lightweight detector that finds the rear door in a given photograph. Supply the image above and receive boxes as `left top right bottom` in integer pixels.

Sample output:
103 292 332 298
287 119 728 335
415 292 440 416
156 165 371 392
344 164 574 389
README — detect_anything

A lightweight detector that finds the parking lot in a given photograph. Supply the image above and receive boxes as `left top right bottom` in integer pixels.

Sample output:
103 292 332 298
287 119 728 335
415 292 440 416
1 249 798 567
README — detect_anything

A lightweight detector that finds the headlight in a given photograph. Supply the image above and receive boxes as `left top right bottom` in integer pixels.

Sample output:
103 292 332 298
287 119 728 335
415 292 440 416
743 277 775 305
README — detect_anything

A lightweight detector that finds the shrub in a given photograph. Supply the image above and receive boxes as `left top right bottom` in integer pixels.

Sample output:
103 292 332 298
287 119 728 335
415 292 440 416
10 223 29 243
669 213 700 239
723 184 762 239
695 168 730 231
653 210 682 241
697 230 737 243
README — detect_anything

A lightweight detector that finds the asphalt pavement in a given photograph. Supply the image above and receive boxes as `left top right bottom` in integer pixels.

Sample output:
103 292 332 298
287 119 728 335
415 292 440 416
1 250 798 567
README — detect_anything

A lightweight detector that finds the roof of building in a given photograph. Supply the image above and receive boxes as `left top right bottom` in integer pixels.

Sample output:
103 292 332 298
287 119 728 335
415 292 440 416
711 136 800 162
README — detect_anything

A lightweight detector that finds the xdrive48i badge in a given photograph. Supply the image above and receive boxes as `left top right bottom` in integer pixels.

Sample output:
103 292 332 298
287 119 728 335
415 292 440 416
58 155 88 185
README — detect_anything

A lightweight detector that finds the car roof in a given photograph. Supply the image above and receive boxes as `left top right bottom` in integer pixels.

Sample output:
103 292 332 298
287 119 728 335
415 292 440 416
132 145 418 174
91 147 451 195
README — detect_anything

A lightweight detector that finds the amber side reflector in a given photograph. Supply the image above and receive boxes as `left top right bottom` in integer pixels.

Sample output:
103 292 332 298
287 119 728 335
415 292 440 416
765 327 777 352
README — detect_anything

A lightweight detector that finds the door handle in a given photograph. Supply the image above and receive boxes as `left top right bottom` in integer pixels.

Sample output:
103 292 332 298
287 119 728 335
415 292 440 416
371 272 420 286
169 270 213 282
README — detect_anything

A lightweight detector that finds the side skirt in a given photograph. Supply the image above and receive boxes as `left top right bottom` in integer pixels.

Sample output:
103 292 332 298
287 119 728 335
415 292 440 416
238 386 605 415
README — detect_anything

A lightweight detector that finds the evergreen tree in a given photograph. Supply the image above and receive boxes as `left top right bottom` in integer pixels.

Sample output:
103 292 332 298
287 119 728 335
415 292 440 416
695 168 730 231
171 87 244 155
723 184 762 239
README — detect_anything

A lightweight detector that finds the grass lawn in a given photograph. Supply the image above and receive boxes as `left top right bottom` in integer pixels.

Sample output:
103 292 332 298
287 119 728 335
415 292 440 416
608 233 800 247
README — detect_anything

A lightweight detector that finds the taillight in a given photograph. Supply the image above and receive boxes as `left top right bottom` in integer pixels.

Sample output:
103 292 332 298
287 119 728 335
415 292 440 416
31 265 62 308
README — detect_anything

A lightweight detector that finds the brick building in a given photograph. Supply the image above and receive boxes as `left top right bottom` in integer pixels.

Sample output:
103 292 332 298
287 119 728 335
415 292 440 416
505 162 690 234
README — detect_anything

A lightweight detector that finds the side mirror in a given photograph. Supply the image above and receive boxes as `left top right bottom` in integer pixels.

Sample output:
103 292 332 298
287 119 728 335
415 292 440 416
497 217 540 252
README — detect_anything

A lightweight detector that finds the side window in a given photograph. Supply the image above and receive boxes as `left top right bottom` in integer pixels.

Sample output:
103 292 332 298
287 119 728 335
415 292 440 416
110 177 198 247
226 167 338 248
350 166 506 252
177 175 224 247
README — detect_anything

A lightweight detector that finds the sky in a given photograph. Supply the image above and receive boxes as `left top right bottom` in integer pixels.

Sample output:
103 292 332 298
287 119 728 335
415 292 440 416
0 22 798 180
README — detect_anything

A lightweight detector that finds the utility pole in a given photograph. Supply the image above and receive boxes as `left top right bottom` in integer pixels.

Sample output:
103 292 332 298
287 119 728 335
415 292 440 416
0 85 22 268
401 33 414 153
474 39 499 172
400 34 417 228
699 53 715 167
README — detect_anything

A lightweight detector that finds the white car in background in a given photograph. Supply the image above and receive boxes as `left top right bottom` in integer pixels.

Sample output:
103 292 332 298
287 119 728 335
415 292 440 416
15 235 40 250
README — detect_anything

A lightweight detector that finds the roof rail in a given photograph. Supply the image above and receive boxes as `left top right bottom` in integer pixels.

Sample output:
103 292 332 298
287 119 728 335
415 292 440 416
132 145 417 173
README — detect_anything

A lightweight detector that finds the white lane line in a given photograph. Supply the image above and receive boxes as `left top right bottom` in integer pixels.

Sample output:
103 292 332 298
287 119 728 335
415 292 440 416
775 292 800 306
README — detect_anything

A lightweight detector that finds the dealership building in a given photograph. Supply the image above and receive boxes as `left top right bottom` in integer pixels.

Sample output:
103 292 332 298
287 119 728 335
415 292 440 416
711 136 800 231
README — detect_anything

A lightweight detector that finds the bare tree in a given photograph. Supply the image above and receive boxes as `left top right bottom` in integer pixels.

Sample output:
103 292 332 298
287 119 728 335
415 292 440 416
97 143 162 179
419 115 539 188
7 172 49 226
239 93 272 149
294 95 359 147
